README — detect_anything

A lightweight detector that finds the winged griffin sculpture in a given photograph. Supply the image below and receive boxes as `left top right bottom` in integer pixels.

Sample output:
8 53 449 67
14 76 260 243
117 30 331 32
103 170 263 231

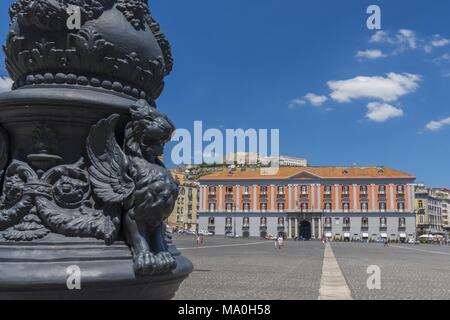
87 99 179 275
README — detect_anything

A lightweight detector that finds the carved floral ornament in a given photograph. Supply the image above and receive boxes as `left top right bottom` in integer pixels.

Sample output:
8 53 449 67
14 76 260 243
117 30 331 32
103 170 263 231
5 0 173 103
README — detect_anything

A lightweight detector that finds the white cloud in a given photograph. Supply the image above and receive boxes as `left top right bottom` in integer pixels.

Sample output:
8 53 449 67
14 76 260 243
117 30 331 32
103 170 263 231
328 73 421 103
396 29 417 49
0 77 12 93
425 35 450 53
365 102 404 122
304 93 328 107
431 35 450 48
369 31 391 44
425 117 450 131
288 98 306 109
356 49 387 60
369 29 417 49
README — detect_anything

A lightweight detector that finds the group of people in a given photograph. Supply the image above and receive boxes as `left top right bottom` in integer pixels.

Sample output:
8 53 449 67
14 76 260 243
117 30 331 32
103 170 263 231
195 234 204 246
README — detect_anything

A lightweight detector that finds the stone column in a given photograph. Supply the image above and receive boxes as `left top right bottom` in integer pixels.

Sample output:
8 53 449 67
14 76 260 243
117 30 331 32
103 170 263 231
311 184 315 210
318 217 322 239
288 218 292 238
295 217 299 238
352 184 357 211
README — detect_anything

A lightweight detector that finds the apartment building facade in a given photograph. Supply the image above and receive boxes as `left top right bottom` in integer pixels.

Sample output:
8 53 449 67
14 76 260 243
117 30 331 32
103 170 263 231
198 166 416 242
167 171 200 232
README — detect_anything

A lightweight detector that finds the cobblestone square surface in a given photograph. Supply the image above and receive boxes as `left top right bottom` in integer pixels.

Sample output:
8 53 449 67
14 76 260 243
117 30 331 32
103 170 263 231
172 236 450 300
173 236 325 300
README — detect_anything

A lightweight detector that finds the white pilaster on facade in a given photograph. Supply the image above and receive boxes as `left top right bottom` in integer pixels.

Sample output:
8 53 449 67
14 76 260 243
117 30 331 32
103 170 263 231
409 185 415 212
270 185 275 211
294 185 299 210
218 185 223 211
288 184 293 210
334 184 339 210
371 184 376 210
311 184 315 210
253 185 258 211
295 217 299 238
236 185 240 210
389 184 395 210
352 184 357 209
317 184 322 210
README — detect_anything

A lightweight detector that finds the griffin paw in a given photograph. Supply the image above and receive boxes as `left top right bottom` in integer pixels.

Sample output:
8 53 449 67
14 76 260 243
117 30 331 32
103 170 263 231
156 251 177 273
133 251 159 276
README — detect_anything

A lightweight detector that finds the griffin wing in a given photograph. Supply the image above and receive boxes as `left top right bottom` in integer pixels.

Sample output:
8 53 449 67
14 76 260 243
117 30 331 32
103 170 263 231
86 114 135 203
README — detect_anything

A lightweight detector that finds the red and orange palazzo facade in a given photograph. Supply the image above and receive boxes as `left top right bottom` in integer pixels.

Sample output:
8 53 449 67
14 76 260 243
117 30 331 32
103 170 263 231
198 166 416 242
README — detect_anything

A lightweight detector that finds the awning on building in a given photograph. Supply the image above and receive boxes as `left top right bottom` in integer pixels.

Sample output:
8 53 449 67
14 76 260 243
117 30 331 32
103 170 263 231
399 233 407 238
344 233 351 238
362 233 369 238
325 232 332 238
381 233 388 238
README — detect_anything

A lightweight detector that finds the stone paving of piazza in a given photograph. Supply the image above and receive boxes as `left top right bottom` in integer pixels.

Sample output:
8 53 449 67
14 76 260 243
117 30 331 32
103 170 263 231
173 236 450 300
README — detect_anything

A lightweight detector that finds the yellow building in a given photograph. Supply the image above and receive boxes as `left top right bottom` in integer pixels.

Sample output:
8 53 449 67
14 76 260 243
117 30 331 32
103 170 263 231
167 170 200 232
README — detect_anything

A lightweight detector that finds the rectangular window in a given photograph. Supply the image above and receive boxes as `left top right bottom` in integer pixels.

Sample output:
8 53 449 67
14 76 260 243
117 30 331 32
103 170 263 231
243 203 250 212
243 186 250 194
397 185 404 194
360 185 368 194
278 203 285 212
324 202 332 212
379 185 386 194
342 185 350 194
260 186 267 194
379 202 387 212
418 200 423 209
209 203 216 212
208 217 215 225
260 203 267 212
278 186 284 194
209 186 216 195
226 203 233 212
324 185 332 194
301 185 308 194
226 186 233 194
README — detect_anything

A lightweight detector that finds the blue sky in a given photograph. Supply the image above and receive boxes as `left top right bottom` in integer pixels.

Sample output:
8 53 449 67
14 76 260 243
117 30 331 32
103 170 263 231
1 0 450 187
